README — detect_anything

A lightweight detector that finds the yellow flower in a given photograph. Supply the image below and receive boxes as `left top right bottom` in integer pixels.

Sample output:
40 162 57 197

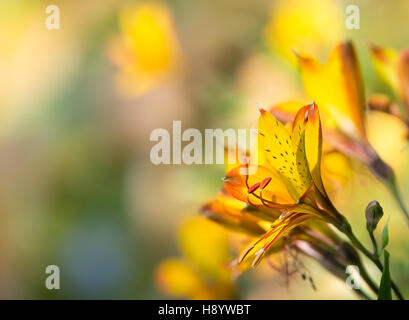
272 42 388 180
261 101 354 198
369 44 409 130
109 2 181 96
296 41 366 142
155 217 235 299
198 104 381 297
221 103 349 267
264 0 344 63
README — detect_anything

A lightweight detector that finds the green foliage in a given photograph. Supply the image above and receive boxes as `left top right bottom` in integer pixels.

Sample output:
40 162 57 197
378 216 390 257
378 250 392 300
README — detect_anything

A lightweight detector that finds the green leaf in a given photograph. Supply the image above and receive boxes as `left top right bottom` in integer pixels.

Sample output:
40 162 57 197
378 250 392 300
377 216 390 256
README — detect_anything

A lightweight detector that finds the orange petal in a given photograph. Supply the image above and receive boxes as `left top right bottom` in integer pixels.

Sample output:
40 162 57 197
224 164 293 206
201 193 266 236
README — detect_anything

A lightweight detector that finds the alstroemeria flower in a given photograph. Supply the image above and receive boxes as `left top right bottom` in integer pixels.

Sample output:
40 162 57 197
220 103 349 267
109 2 181 96
369 44 409 133
297 41 366 142
269 41 409 223
294 41 393 178
264 0 344 64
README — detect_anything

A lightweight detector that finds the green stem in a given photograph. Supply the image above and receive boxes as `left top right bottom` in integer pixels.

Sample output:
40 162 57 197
369 231 379 256
356 287 374 300
358 260 379 297
368 153 409 226
345 228 404 300
386 178 409 227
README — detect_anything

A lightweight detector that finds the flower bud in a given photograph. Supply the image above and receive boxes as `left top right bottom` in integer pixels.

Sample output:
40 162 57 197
365 200 384 232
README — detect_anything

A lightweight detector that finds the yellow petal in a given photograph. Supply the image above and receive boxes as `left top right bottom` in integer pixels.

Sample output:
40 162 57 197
224 164 293 206
201 193 266 236
367 110 408 168
115 2 181 96
298 41 366 141
369 44 400 94
258 108 311 199
397 50 409 112
178 217 231 282
155 258 204 298
239 211 314 267
370 45 409 116
303 103 326 196
321 151 352 196
264 0 344 63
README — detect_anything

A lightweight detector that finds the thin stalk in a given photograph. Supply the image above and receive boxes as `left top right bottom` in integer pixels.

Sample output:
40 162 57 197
368 153 409 226
355 287 373 300
346 229 404 300
386 178 409 227
369 231 378 256
358 260 379 296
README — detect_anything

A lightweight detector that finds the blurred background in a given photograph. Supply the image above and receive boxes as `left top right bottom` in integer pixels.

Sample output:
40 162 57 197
1 0 409 299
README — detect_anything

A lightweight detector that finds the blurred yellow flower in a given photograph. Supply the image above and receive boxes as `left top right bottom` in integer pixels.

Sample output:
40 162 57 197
264 0 344 63
155 258 205 297
110 2 181 96
297 41 366 142
369 44 409 132
155 217 236 299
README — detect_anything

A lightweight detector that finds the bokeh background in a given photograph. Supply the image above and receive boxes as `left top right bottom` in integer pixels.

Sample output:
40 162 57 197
1 0 409 299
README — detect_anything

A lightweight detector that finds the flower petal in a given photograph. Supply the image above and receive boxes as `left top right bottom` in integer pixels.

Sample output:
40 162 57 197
179 217 231 282
155 258 204 298
397 49 409 112
269 101 306 124
258 109 310 198
303 103 326 196
369 44 400 94
223 164 293 206
297 41 366 141
201 193 266 236
239 212 315 267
